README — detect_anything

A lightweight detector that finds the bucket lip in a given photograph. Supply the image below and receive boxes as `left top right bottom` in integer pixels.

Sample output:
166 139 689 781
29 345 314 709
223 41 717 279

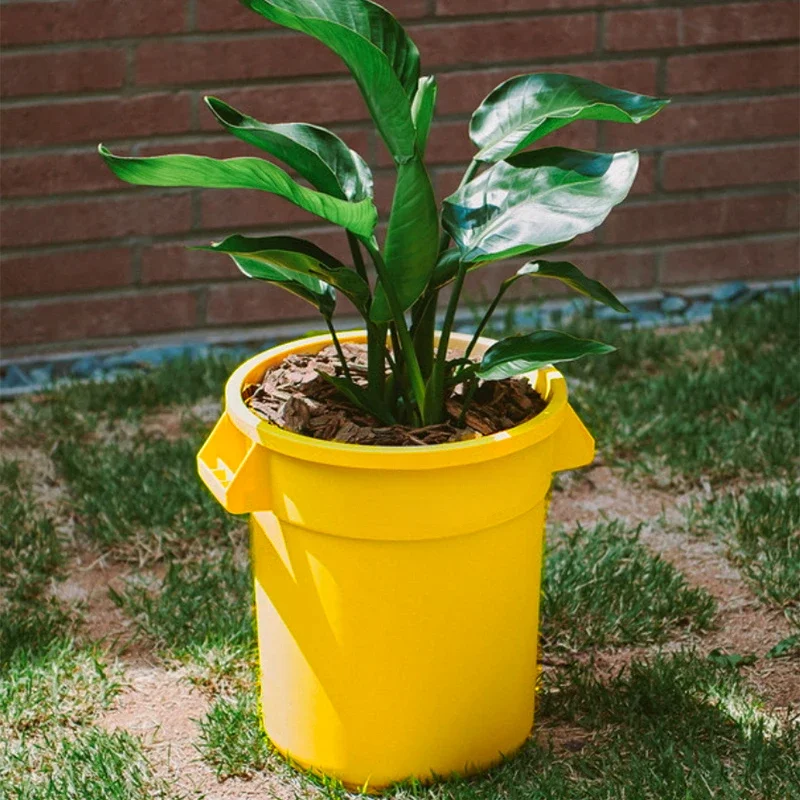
224 330 570 469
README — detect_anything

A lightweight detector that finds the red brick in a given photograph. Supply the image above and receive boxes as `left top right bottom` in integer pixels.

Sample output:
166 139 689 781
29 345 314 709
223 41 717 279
662 236 800 284
136 35 343 87
604 192 798 244
1 248 131 298
605 95 800 149
200 189 330 231
412 16 597 68
0 193 192 248
0 151 125 198
200 82 366 131
632 154 656 196
1 93 192 149
663 144 800 191
604 9 681 52
0 290 197 346
0 0 186 46
0 49 126 98
437 0 646 12
683 1 799 47
461 246 654 303
436 60 658 116
205 281 320 325
667 46 800 95
195 0 427 32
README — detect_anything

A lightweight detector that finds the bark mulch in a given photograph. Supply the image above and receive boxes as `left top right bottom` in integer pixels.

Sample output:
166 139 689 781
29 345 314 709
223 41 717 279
243 344 546 447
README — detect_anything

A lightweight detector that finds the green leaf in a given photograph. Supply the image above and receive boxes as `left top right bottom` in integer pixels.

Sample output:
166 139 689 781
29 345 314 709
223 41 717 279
765 634 800 659
471 73 669 162
411 76 438 157
430 240 573 289
197 235 371 315
476 330 616 381
229 254 336 318
370 157 439 322
510 260 629 313
316 372 396 425
99 145 377 238
707 649 757 669
442 148 638 264
242 0 419 161
205 96 373 201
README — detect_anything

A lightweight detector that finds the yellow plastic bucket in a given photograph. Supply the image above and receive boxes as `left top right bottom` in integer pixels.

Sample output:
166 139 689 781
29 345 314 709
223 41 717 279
198 331 594 791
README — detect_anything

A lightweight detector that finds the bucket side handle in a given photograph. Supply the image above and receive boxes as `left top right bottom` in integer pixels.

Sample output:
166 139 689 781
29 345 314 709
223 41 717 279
551 404 596 473
197 414 271 514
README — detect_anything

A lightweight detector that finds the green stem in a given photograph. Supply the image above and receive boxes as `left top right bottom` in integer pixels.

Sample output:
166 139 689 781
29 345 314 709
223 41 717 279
426 258 469 422
347 231 369 285
410 291 437 380
364 241 427 419
463 278 513 362
325 317 353 382
367 321 387 397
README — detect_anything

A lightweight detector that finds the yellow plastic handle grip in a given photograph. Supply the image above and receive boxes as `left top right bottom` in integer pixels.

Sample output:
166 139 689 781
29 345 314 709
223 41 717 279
197 414 271 513
550 404 595 474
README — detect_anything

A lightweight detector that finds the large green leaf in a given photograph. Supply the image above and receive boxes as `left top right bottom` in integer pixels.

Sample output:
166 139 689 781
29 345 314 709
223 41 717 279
509 260 629 313
370 157 439 321
205 96 373 201
198 235 371 315
471 73 669 162
430 240 573 289
476 330 615 381
99 145 377 238
230 254 336 318
442 148 638 264
411 76 438 157
242 0 419 161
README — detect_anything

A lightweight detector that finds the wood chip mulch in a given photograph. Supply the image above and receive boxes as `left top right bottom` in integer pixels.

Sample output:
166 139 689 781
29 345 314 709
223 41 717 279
243 344 547 447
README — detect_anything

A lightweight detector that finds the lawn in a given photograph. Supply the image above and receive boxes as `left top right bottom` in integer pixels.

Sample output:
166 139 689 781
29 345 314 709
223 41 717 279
1 294 798 799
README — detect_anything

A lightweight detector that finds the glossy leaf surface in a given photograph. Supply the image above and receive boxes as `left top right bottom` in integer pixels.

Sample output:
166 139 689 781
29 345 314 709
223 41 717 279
430 240 573 289
199 235 371 315
411 76 438 157
442 148 638 263
205 96 373 201
477 330 616 381
371 157 439 321
242 0 419 160
471 73 669 162
511 260 629 313
99 145 377 238
229 254 336 318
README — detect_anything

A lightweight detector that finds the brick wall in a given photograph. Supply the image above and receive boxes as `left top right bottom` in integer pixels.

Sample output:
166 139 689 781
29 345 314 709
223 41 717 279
1 0 798 353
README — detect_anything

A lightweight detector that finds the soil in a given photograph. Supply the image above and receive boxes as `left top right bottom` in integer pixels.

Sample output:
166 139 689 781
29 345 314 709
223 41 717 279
243 344 547 446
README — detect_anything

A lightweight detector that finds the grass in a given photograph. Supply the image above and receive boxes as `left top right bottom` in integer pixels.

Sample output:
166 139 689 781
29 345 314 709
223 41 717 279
110 550 254 659
686 482 800 626
559 293 800 484
0 460 74 663
2 293 797 799
52 432 244 562
196 685 272 779
192 651 799 800
541 521 716 652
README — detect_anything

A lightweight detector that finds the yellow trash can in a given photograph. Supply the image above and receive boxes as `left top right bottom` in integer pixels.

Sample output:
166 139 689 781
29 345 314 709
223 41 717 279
198 331 595 791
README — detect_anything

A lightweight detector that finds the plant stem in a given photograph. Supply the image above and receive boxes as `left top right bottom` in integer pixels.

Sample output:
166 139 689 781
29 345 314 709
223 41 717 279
347 231 369 285
325 317 353 382
367 321 387 397
426 257 469 422
463 278 512 362
363 241 427 418
410 291 437 379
